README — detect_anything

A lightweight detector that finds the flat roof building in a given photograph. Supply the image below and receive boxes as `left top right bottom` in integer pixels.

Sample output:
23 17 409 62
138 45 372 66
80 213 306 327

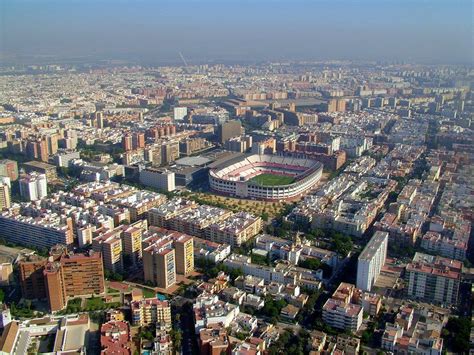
356 231 388 291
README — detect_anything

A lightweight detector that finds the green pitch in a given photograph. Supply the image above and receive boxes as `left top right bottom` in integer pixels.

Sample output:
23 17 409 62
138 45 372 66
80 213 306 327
249 173 295 186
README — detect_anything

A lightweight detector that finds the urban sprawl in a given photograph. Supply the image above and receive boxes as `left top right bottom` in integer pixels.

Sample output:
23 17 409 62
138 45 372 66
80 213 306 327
0 62 471 354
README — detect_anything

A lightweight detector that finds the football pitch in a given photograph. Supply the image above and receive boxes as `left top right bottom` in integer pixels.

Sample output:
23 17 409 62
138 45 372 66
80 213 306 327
249 173 295 186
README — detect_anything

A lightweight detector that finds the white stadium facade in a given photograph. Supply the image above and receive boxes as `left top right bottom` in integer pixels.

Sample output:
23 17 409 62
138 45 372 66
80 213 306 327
209 154 323 201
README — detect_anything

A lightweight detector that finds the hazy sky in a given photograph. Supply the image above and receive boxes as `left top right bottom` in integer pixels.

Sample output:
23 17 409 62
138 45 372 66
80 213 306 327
1 0 472 64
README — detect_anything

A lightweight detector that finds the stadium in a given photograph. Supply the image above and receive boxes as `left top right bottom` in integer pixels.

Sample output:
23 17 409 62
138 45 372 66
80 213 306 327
209 154 323 201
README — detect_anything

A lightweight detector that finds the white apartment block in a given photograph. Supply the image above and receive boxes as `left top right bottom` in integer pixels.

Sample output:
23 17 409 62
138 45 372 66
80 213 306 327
140 168 176 192
356 231 388 291
19 173 47 201
322 298 363 332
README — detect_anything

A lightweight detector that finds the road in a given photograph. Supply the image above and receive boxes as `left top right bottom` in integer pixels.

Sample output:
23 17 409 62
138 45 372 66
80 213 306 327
0 244 34 262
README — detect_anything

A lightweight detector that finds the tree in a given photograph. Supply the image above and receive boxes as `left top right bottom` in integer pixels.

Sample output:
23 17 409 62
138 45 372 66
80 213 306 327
170 329 182 351
331 233 353 257
442 317 471 353
298 258 322 271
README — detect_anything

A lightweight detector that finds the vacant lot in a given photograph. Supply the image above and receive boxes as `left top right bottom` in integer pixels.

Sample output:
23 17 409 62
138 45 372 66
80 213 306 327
249 173 295 186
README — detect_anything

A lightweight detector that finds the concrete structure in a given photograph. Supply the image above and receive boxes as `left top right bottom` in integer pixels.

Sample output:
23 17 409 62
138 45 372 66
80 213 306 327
19 172 47 201
356 231 388 291
131 298 172 327
322 298 363 332
142 228 194 288
420 231 467 261
92 230 124 274
218 120 242 144
139 168 176 192
0 160 18 181
205 212 262 247
18 248 105 312
0 178 11 210
405 253 461 306
0 211 74 250
23 160 57 181
143 240 176 289
209 154 322 201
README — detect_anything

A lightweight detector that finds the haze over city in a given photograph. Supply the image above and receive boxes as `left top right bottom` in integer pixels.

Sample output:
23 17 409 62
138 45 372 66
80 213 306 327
1 0 473 65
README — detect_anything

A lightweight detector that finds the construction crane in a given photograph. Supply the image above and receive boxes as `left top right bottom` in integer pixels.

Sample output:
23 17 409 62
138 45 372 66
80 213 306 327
179 52 189 71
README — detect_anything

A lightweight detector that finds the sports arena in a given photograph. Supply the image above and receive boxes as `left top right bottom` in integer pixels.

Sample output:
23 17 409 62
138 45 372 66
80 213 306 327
209 154 323 201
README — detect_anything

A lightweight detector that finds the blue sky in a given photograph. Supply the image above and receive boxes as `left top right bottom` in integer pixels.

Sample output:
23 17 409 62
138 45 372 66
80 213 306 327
1 0 472 64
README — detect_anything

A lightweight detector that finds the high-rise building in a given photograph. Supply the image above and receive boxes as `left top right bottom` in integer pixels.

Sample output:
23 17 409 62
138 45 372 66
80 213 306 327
95 112 104 129
322 298 363 332
18 255 48 300
92 230 124 274
23 161 57 181
0 160 18 181
59 248 105 302
121 225 143 265
173 234 194 275
161 141 180 165
43 261 67 311
143 240 176 289
356 231 388 292
19 172 48 201
18 247 105 312
218 120 242 144
132 132 145 150
0 178 11 210
122 135 133 152
46 134 59 155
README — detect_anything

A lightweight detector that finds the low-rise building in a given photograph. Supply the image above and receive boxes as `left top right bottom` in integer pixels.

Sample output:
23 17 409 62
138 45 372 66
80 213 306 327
131 298 172 327
100 320 132 354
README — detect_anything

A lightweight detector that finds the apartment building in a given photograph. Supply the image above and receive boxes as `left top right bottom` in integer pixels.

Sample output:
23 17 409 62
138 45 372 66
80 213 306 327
205 212 262 247
322 298 363 332
143 239 176 289
0 178 11 210
356 231 388 291
92 229 124 274
141 228 195 288
193 237 231 263
131 298 171 327
18 254 48 300
168 205 232 238
405 253 461 306
0 159 18 181
420 231 467 261
173 233 194 275
120 224 143 265
147 198 197 229
100 321 132 354
19 172 47 201
0 211 74 250
18 247 105 312
112 190 166 222
139 168 176 192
